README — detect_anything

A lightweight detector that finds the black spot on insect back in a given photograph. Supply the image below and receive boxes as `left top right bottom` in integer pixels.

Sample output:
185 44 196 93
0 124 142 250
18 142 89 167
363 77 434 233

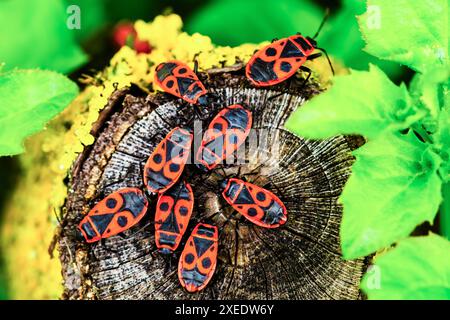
185 253 195 264
153 153 162 164
247 208 257 217
265 47 277 56
117 216 128 227
256 192 266 201
179 206 189 216
280 61 292 72
106 198 117 209
202 257 211 268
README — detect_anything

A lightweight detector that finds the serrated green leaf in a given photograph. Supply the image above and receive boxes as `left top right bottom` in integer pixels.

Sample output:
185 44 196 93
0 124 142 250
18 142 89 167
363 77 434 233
340 132 442 259
361 234 450 299
409 68 449 133
285 64 419 140
358 0 448 72
0 70 79 156
0 0 86 73
436 104 450 181
319 0 402 78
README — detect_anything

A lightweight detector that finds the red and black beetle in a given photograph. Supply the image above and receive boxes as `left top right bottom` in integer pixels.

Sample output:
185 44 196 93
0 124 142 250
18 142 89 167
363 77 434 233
154 60 210 106
196 104 252 171
178 223 218 292
220 178 287 228
154 180 194 254
144 127 193 194
78 187 149 243
246 12 334 87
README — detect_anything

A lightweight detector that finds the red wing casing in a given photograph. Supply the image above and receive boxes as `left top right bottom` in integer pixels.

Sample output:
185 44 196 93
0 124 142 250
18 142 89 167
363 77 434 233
154 61 207 104
196 104 252 170
78 188 149 243
155 180 194 254
221 178 287 228
245 35 315 87
178 223 218 292
144 127 193 194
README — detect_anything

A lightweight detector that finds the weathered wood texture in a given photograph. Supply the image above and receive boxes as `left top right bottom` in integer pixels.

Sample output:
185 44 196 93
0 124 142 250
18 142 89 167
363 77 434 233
58 71 368 300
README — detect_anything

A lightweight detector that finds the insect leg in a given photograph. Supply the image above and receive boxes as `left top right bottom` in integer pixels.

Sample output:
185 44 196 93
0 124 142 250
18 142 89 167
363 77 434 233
299 66 312 88
193 104 207 121
240 162 265 179
266 88 288 102
217 211 237 241
99 238 119 255
219 167 229 180
307 52 322 61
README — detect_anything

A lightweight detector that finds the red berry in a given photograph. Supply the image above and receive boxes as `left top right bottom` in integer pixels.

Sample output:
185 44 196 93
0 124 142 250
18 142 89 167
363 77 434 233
113 22 152 54
134 38 152 54
113 22 136 47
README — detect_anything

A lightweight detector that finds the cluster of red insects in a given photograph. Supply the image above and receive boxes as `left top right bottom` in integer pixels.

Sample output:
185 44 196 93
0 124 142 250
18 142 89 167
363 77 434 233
78 30 332 293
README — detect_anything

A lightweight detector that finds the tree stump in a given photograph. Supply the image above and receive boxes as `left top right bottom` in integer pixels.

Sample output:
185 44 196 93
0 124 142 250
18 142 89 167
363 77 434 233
58 69 368 300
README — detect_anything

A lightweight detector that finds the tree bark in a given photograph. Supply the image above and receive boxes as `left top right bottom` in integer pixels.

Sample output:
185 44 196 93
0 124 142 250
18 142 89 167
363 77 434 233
58 70 368 300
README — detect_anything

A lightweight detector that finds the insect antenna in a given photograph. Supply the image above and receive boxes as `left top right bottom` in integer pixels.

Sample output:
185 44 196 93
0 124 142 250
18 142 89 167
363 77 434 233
53 207 63 225
193 52 201 74
312 8 330 40
129 219 159 236
218 167 230 181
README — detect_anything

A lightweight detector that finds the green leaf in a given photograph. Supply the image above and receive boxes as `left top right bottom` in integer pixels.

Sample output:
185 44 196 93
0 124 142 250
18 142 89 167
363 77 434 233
319 0 402 78
0 70 79 156
340 132 442 259
285 64 419 140
358 0 448 72
361 234 450 299
186 0 323 46
0 0 87 73
436 104 450 181
433 70 450 181
409 68 449 133
442 183 450 240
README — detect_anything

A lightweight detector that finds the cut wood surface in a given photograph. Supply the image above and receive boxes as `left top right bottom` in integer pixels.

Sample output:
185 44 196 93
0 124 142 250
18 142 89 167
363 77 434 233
58 70 368 300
